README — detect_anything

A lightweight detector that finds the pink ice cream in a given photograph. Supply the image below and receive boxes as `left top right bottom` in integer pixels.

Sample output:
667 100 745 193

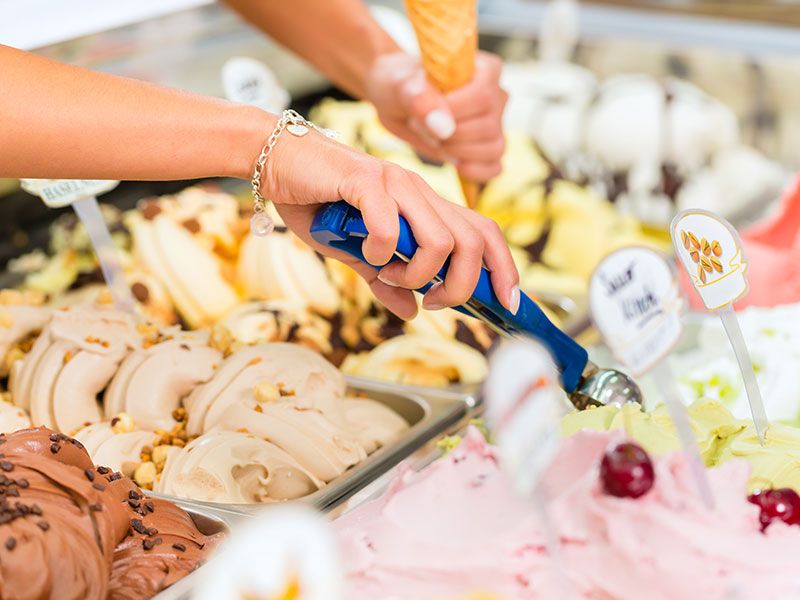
336 427 800 599
681 176 800 309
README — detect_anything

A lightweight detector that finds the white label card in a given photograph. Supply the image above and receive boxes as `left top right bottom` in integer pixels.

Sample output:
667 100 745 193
194 506 342 600
221 56 290 113
671 209 749 310
485 340 563 497
589 247 683 377
20 179 119 208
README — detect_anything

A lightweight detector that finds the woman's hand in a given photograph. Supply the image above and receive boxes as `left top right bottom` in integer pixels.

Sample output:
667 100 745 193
365 51 508 183
264 128 520 320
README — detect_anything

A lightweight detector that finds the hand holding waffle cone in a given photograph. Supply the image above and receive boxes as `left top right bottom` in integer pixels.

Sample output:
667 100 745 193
367 0 506 209
405 0 480 208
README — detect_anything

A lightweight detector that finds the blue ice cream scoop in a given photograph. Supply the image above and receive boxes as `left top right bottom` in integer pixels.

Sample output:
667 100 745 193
310 201 642 408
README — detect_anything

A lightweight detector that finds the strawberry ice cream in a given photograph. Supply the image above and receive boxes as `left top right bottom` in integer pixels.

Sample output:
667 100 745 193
336 426 800 599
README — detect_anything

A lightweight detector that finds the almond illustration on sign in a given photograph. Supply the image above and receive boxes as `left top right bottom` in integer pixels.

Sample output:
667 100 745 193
682 230 724 284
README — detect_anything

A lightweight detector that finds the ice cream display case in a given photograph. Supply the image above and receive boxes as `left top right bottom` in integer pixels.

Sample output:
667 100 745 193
4 2 800 597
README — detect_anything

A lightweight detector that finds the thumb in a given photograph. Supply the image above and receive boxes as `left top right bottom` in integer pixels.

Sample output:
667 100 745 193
400 70 456 141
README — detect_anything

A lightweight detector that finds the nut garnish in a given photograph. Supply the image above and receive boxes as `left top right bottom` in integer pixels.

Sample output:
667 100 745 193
133 461 156 489
683 230 725 284
254 381 280 403
700 256 713 272
111 413 135 434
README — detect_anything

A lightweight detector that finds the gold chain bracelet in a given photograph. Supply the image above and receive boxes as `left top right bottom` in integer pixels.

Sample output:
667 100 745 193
249 109 337 236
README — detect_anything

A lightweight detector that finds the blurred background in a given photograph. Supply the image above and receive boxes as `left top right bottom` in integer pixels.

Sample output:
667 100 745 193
1 0 799 304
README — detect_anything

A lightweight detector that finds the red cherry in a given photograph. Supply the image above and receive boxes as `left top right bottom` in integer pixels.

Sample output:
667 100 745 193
749 488 800 532
600 442 655 499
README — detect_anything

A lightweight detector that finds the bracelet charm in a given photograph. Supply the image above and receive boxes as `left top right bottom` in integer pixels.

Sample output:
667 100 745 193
249 109 334 237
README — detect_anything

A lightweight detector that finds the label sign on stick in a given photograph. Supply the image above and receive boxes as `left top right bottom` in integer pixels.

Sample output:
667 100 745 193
20 179 119 208
485 339 571 594
671 209 748 310
671 209 768 445
590 248 714 508
485 340 563 497
589 247 683 377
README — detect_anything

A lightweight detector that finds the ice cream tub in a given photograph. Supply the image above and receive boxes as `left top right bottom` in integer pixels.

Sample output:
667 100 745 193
155 376 476 515
150 500 235 600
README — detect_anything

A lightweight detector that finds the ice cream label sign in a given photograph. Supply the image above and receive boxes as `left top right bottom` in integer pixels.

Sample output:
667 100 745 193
20 178 119 208
589 247 683 377
671 209 748 310
222 56 290 114
485 341 563 496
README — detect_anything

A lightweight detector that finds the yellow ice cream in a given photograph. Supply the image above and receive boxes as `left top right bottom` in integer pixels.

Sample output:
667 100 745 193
561 399 800 491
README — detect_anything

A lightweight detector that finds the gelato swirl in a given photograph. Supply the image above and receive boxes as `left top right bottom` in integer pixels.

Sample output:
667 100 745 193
10 306 139 433
105 330 221 431
0 427 219 599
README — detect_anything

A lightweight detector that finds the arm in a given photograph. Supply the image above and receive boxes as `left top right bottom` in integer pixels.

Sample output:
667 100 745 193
226 0 509 183
224 0 398 99
0 44 267 181
0 43 519 317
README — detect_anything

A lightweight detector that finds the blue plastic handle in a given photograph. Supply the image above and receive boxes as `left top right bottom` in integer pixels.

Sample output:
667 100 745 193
310 201 589 392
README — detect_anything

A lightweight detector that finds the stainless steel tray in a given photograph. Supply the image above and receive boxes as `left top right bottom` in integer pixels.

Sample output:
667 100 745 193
155 376 477 516
151 500 234 600
327 404 484 521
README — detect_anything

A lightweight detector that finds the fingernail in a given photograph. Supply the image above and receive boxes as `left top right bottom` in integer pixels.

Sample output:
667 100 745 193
377 271 401 287
508 285 521 315
425 110 456 140
403 73 426 97
422 282 446 310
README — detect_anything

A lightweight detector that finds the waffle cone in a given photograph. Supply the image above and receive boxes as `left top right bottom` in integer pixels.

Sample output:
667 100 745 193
405 0 477 93
405 0 481 207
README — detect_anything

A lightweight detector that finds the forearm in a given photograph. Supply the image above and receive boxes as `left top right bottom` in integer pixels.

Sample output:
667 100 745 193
0 44 271 181
225 0 399 99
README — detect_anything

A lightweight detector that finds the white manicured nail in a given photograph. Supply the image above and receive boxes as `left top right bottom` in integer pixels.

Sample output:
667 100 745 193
403 73 426 97
509 285 521 315
425 110 456 140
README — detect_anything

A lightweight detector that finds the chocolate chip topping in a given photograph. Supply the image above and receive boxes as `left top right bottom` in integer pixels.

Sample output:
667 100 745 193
5 537 16 550
89 503 103 512
49 444 59 454
97 466 110 475
84 469 95 482
140 201 162 220
172 543 186 552
36 520 50 531
92 483 106 492
128 491 141 501
144 501 154 513
181 218 201 234
108 472 122 482
142 538 162 551
131 519 148 535
130 282 150 303
0 462 13 472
